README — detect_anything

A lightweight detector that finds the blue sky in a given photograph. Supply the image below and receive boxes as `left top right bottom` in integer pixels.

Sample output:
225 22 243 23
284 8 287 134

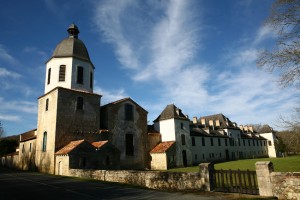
0 0 298 136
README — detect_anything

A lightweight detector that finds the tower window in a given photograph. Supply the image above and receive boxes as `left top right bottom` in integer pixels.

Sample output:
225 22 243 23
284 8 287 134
47 68 51 85
45 98 49 111
59 65 66 82
125 134 134 156
125 103 133 121
90 72 93 89
42 132 47 152
76 97 84 110
77 66 84 84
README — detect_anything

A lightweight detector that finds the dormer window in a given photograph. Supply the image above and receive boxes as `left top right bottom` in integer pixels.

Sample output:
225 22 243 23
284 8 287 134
77 66 84 84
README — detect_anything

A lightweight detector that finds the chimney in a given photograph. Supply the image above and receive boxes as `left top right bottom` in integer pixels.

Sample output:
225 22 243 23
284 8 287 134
201 118 206 126
248 126 254 133
209 119 214 130
244 126 248 132
215 119 220 127
239 125 244 131
192 117 198 124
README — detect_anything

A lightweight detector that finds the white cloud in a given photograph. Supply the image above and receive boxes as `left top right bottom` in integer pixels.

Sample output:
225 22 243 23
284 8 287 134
0 67 21 78
94 86 127 105
254 24 276 44
93 0 140 69
0 44 17 64
0 114 21 122
0 97 37 114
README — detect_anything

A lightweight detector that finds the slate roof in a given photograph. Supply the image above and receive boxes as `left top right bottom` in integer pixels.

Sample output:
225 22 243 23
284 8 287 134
258 124 274 133
190 127 228 138
199 113 239 129
48 24 93 66
153 104 189 122
55 139 86 155
19 129 37 142
101 97 148 113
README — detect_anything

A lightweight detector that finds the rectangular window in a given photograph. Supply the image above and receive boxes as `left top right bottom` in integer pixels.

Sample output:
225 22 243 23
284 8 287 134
218 138 221 146
47 68 51 85
248 140 251 146
90 72 93 89
225 139 228 146
243 139 245 146
181 134 186 145
125 134 134 156
202 137 205 146
76 97 84 110
29 143 32 152
125 104 133 121
77 66 84 84
268 141 272 146
210 138 214 146
45 98 49 111
192 137 195 146
181 123 184 129
59 65 66 82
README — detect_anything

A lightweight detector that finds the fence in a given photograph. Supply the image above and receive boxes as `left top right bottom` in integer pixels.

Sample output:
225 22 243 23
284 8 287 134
213 168 259 195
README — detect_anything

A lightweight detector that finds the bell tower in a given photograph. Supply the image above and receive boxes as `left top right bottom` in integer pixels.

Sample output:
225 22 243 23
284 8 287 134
44 24 95 94
35 24 101 174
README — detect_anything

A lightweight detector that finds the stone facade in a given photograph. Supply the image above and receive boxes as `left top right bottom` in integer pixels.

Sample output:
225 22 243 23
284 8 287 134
100 98 149 169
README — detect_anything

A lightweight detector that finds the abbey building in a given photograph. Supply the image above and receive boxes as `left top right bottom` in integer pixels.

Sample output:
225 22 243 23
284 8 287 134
1 24 278 174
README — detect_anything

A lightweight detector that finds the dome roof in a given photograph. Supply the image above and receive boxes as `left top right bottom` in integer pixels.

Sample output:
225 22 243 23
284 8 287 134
50 24 92 63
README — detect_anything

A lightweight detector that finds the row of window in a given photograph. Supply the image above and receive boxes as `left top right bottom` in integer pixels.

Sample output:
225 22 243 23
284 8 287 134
45 97 84 111
47 65 93 89
191 137 269 147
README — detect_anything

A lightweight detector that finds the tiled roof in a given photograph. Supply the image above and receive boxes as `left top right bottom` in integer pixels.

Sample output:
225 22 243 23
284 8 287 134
153 104 189 122
55 139 85 155
150 141 175 153
91 140 108 148
190 127 228 138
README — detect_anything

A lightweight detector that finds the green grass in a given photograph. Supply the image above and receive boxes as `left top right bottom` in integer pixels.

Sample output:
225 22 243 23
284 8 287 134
167 155 300 172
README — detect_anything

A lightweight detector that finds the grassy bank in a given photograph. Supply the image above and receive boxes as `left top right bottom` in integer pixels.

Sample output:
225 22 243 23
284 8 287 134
167 155 300 172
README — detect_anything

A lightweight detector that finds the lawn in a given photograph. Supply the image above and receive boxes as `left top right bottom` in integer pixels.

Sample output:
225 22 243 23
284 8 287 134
167 155 300 172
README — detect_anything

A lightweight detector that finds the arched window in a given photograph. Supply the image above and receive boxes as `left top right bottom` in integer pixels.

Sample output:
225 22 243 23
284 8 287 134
59 65 66 82
77 66 84 84
42 132 47 152
76 97 83 110
47 68 51 85
45 98 49 111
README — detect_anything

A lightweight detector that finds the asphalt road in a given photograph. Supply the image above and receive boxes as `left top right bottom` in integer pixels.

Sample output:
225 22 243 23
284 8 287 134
0 167 241 200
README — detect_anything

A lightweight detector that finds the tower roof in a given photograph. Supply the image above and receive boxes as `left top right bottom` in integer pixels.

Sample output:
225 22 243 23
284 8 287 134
50 24 92 63
153 104 189 122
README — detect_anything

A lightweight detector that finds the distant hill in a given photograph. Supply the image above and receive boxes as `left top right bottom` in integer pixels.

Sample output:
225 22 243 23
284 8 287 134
0 134 20 143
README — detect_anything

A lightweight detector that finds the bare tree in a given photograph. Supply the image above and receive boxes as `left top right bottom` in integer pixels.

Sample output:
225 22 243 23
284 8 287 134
257 0 300 89
0 121 4 138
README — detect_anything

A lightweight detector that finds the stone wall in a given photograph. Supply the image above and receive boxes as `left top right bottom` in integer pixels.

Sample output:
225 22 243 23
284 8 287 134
256 161 300 199
271 172 300 200
67 164 211 191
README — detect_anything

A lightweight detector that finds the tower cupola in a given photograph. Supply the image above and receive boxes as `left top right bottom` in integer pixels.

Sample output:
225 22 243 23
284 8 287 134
44 24 95 94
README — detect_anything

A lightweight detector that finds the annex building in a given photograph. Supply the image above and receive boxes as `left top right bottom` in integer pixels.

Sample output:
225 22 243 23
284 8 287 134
1 24 277 174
